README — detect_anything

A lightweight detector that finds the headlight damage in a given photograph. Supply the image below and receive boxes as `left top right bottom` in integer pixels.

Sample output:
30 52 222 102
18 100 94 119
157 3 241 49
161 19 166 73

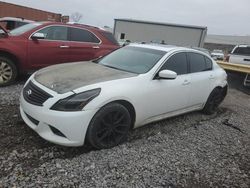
51 88 101 111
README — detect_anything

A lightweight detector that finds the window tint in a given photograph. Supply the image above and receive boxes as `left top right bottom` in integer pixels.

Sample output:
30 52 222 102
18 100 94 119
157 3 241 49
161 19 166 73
160 52 188 75
205 57 213 70
70 27 100 43
233 47 250 55
37 26 68 41
189 52 207 73
100 31 118 45
6 21 15 30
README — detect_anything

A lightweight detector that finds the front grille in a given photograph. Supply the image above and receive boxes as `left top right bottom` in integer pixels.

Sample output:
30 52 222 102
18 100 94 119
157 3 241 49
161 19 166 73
23 81 52 106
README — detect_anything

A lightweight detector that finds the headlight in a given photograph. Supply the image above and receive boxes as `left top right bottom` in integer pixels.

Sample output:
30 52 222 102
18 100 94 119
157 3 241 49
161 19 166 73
51 88 101 111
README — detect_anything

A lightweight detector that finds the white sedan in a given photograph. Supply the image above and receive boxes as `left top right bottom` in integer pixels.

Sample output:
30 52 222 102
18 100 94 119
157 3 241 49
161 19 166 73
20 44 228 149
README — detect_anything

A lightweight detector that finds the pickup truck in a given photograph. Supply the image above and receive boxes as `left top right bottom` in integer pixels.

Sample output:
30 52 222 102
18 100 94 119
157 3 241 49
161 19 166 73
229 45 250 65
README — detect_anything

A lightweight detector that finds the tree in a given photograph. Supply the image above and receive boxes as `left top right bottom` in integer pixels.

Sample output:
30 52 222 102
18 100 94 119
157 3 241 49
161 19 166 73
71 12 83 23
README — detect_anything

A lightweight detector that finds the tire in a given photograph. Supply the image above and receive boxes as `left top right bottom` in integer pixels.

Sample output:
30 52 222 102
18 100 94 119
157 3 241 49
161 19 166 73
202 87 227 115
0 56 17 87
86 103 131 149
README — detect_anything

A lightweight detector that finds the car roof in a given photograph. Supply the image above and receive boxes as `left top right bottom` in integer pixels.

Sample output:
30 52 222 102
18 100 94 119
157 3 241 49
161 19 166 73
38 22 109 32
236 44 250 48
129 43 193 53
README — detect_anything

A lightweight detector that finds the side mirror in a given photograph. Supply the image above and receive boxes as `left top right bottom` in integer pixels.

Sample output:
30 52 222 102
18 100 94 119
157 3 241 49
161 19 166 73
158 70 177 79
31 33 45 40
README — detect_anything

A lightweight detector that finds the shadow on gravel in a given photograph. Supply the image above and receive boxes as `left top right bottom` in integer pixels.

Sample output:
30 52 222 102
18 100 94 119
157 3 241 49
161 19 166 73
0 104 93 177
128 106 231 143
16 74 30 85
226 71 250 95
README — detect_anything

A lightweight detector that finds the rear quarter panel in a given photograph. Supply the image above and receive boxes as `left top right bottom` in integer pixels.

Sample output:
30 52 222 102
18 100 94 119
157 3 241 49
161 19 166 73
211 62 227 89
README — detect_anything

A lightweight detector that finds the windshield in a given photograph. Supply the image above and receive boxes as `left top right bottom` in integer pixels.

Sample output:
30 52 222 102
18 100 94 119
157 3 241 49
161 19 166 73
98 46 166 74
213 50 223 53
10 22 42 36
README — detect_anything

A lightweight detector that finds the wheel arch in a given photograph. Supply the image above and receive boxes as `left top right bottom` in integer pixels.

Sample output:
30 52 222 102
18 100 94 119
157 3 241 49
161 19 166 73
100 99 136 129
0 50 20 71
203 85 227 106
206 83 228 100
212 85 228 96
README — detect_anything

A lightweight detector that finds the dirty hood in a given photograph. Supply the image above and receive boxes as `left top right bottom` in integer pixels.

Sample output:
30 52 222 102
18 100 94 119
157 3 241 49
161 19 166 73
34 61 137 94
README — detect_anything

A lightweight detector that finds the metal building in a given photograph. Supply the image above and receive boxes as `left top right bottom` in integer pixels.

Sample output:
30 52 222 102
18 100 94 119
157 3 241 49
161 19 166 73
0 1 69 22
113 19 207 47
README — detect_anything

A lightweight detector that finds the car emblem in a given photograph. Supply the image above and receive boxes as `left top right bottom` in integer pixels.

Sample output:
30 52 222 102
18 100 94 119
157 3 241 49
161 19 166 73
27 89 32 96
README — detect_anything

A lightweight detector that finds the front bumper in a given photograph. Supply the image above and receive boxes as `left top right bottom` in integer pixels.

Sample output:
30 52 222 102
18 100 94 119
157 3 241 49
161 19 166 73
20 83 98 147
212 56 224 60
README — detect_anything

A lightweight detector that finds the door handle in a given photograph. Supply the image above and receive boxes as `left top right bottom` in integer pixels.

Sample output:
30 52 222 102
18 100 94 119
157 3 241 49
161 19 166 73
92 46 100 49
60 45 69 48
243 59 250 61
182 79 190 85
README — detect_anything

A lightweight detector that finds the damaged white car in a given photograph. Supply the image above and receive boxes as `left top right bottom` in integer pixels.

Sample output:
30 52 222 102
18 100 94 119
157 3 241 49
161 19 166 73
20 44 228 149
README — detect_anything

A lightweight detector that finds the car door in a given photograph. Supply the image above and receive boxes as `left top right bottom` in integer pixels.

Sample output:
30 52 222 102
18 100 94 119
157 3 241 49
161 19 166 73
187 52 214 107
143 52 191 120
68 27 102 62
27 25 70 69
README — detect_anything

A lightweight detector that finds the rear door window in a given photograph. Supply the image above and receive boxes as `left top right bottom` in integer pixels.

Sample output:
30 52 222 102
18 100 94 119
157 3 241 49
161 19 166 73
160 52 188 75
69 27 100 43
188 52 207 73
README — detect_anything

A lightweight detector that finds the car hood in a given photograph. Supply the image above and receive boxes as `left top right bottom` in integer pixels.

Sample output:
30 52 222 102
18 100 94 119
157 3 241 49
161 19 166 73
34 61 137 94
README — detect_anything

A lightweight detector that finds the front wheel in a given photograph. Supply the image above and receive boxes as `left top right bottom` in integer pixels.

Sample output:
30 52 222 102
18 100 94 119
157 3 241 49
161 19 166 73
0 57 17 87
86 103 131 149
202 87 227 115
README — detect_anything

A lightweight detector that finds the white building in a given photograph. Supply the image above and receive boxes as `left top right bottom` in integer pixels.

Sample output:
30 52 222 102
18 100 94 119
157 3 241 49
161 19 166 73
113 19 207 47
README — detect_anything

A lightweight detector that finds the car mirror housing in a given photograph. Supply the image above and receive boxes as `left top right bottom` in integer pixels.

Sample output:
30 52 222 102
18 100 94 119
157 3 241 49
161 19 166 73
31 33 45 40
158 70 177 79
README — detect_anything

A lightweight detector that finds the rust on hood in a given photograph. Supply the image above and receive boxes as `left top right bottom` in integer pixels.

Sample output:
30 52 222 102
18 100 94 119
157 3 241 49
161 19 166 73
34 61 137 94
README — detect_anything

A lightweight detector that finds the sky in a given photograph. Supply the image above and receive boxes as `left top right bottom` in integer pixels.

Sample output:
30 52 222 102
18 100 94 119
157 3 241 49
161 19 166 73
2 0 250 35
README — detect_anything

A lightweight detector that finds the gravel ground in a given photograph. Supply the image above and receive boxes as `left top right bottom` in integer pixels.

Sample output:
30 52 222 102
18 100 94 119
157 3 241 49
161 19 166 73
0 73 250 188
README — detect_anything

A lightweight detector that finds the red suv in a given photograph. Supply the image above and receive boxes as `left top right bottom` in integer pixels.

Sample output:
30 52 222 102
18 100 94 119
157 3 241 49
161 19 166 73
0 22 119 86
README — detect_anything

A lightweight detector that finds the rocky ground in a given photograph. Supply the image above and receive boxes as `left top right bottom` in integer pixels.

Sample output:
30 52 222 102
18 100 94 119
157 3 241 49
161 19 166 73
0 72 249 188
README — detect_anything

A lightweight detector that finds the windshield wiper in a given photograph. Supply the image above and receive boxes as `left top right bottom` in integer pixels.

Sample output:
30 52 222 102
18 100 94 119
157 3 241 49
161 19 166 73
103 64 124 71
102 64 138 74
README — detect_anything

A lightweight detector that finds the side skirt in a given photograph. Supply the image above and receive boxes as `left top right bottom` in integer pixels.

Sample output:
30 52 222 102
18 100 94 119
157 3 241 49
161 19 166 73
134 104 203 128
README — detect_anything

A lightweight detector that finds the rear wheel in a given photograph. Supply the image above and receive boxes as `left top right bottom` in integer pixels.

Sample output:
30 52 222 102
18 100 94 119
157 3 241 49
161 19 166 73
202 87 227 115
86 103 131 149
0 57 17 86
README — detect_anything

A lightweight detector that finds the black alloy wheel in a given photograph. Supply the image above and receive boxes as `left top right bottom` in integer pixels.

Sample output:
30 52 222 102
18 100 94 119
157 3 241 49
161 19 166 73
87 103 131 149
